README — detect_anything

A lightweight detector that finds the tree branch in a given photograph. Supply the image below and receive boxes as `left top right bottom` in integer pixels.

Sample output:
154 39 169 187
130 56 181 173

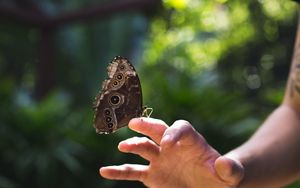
0 4 47 26
51 0 161 26
0 0 161 27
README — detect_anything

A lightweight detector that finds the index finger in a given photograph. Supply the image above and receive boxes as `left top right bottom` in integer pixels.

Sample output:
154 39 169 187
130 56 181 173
128 117 168 144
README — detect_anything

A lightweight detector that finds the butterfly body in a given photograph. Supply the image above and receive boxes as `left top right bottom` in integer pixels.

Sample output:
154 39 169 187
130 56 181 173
93 56 143 134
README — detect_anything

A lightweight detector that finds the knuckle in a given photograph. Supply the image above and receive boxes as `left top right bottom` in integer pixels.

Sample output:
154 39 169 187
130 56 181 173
130 136 140 141
173 119 194 131
122 164 132 170
139 136 149 141
172 119 207 145
174 119 192 126
127 137 141 145
138 137 150 144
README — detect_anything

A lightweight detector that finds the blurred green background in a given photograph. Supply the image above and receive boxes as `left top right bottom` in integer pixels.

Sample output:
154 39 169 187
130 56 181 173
0 0 299 187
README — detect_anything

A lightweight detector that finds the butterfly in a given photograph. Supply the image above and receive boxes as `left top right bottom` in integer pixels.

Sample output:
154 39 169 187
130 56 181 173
93 56 151 134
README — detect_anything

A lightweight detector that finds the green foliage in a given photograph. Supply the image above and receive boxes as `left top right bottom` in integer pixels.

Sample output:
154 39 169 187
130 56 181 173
141 0 297 138
0 0 300 187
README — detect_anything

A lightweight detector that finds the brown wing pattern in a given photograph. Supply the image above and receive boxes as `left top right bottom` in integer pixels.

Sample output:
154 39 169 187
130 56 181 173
93 56 143 134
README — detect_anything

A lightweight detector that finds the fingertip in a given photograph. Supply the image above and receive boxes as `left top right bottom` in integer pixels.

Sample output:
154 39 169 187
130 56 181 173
215 156 244 186
117 141 126 152
129 117 168 128
128 117 151 132
117 137 137 152
128 117 142 126
99 164 148 181
215 157 231 177
128 118 169 144
99 167 104 174
99 167 109 177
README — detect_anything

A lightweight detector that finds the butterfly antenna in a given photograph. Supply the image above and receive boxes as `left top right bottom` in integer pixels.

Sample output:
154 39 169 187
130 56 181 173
142 107 153 117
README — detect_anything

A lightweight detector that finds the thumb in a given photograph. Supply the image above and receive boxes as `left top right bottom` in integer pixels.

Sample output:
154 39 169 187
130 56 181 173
214 156 244 186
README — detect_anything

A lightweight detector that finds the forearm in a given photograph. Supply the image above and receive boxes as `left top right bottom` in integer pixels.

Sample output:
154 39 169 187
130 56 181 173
225 105 300 187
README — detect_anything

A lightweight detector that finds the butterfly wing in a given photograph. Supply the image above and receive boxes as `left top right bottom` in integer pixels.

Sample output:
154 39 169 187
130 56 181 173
93 56 143 134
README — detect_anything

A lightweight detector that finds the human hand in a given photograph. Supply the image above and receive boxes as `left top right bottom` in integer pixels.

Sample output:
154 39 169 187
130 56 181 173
100 118 244 188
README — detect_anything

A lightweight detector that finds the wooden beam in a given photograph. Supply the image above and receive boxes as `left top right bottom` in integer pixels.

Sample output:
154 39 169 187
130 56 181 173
0 0 161 27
